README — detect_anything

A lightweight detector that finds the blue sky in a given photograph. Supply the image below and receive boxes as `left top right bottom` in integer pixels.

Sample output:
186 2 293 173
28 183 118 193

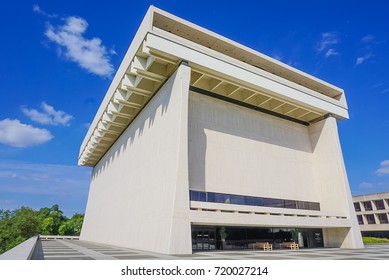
0 0 388 217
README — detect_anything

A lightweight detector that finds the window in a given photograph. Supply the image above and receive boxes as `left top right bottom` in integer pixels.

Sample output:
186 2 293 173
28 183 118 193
307 202 320 211
264 198 284 208
284 200 297 209
374 200 385 210
188 190 320 210
190 191 206 202
365 214 376 224
362 201 373 211
377 213 389 224
207 193 232 204
354 202 361 212
244 196 264 207
230 195 245 205
357 215 364 225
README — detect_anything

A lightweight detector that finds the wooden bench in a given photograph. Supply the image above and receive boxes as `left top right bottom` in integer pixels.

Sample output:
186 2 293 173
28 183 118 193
281 242 299 250
254 242 272 251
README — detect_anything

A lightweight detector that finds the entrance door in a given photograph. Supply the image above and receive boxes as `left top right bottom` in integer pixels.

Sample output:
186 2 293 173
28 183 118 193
192 227 216 251
302 229 324 248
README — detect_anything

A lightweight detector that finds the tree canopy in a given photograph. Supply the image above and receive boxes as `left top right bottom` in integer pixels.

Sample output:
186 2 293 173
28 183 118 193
0 205 84 254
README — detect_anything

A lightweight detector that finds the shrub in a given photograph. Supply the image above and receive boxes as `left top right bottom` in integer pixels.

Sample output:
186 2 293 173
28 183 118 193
362 237 389 244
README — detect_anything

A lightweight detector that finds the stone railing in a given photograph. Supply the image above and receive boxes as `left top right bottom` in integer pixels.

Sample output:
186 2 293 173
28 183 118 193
0 235 80 260
0 235 43 260
39 235 80 240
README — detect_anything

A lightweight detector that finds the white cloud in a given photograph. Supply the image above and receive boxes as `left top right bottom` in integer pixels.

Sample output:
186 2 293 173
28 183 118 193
45 16 114 78
317 32 340 53
32 4 41 13
0 119 53 148
0 199 17 209
361 34 374 43
272 54 283 61
287 61 299 67
33 4 45 15
0 161 91 197
376 160 389 175
354 181 389 197
0 161 91 216
22 102 73 126
356 53 373 65
359 182 374 189
32 4 57 18
325 48 340 58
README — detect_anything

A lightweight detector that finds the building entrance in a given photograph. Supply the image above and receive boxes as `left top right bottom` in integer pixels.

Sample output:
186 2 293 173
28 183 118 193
191 225 323 251
191 227 217 251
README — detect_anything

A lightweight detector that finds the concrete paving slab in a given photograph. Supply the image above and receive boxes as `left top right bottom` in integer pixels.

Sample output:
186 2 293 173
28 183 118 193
40 240 389 260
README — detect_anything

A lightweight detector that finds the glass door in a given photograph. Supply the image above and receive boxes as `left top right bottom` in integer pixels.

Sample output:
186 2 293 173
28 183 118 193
301 228 324 248
192 226 216 251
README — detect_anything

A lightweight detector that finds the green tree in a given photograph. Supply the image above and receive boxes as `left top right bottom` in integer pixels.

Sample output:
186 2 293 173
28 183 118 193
0 205 84 254
0 210 13 253
38 207 51 219
12 207 41 239
40 217 55 235
59 214 84 236
0 207 41 254
39 204 67 235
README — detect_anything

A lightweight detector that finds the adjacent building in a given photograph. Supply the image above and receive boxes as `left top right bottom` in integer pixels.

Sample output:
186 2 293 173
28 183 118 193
79 6 363 254
353 192 389 238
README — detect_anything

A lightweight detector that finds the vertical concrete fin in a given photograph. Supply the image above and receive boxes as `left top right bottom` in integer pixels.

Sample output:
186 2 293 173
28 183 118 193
167 63 192 254
309 117 363 248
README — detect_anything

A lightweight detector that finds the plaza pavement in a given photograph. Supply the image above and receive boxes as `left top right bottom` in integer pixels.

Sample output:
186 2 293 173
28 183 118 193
40 240 389 260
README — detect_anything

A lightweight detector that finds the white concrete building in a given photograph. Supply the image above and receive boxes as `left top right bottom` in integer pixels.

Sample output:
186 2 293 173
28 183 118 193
353 192 389 238
79 6 363 254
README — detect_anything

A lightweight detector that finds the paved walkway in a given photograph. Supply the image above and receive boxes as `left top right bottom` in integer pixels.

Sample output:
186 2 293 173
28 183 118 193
41 240 389 260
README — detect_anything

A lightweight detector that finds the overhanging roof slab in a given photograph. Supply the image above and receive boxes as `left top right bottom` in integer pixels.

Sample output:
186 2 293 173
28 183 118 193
145 33 348 119
78 6 350 167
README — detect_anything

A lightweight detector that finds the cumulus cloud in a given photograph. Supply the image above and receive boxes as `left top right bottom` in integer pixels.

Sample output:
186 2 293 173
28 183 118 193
376 160 389 175
317 32 340 54
44 15 114 77
356 53 373 65
0 119 53 148
22 102 73 126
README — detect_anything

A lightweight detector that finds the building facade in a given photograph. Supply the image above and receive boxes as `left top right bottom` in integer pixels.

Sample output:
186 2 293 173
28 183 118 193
79 6 363 254
353 192 389 238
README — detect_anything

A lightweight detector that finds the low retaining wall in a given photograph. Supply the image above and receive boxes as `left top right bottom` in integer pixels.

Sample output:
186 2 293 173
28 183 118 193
0 236 42 260
0 235 80 260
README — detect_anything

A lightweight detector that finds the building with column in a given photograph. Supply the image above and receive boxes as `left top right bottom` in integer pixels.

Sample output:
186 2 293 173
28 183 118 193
79 6 363 254
353 192 389 238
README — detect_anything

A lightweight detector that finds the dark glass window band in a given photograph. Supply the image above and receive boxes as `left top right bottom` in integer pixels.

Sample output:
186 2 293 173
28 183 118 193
190 190 320 211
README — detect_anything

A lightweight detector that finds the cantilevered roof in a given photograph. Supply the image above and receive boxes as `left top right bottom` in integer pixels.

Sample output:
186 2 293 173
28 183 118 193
78 6 349 167
152 12 344 99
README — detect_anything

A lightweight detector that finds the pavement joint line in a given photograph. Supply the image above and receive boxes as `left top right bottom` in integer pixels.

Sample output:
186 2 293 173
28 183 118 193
55 240 117 260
